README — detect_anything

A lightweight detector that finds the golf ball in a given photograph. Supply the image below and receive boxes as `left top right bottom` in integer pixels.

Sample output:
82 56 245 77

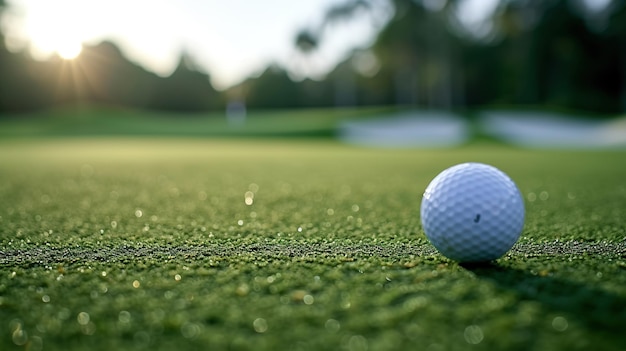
420 163 524 262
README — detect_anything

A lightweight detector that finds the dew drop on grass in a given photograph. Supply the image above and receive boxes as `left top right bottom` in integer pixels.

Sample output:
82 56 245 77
245 191 254 205
135 210 143 218
77 312 90 325
464 325 484 344
236 284 250 296
119 311 131 324
552 316 568 331
291 290 307 302
253 318 268 333
348 335 368 351
325 319 340 333
132 280 140 288
11 325 28 346
181 323 201 339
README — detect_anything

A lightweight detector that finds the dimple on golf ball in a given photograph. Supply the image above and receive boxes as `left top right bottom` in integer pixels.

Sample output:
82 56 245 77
420 163 525 262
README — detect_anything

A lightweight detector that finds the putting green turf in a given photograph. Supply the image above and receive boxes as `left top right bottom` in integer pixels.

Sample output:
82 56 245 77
1 138 625 351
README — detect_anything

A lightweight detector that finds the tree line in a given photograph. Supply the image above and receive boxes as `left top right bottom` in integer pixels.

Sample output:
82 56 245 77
0 40 221 112
0 0 624 115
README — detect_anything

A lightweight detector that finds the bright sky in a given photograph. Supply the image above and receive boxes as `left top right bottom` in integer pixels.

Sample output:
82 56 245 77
0 0 612 90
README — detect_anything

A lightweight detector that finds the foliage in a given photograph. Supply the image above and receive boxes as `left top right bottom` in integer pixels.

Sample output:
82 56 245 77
0 40 220 113
0 0 624 113
294 0 626 113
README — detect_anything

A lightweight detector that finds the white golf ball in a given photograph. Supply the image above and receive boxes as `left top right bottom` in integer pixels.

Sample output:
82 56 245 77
420 163 525 262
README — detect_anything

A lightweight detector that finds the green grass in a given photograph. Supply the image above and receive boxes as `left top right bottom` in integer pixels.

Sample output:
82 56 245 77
0 105 394 139
1 137 625 351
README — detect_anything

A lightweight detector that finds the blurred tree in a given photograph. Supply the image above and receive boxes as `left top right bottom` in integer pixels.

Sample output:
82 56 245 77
0 36 221 112
242 65 300 109
373 0 463 108
150 51 221 112
0 50 56 111
295 0 372 54
0 0 46 111
0 0 222 113
293 0 625 113
298 78 335 108
599 0 626 112
296 0 466 108
1 0 624 113
488 0 625 112
60 41 156 107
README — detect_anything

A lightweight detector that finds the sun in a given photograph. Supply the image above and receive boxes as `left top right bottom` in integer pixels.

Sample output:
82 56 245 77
14 0 86 60
24 24 84 60
28 32 84 60
56 41 83 60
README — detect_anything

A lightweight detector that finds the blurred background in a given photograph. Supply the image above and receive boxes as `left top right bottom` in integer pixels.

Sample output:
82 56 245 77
0 0 624 145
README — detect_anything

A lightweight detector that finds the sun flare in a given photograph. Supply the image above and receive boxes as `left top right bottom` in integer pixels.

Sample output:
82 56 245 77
14 0 87 60
56 41 83 60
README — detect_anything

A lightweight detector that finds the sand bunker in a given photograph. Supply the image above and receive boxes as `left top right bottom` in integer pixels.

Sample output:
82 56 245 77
481 111 626 149
339 111 468 147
